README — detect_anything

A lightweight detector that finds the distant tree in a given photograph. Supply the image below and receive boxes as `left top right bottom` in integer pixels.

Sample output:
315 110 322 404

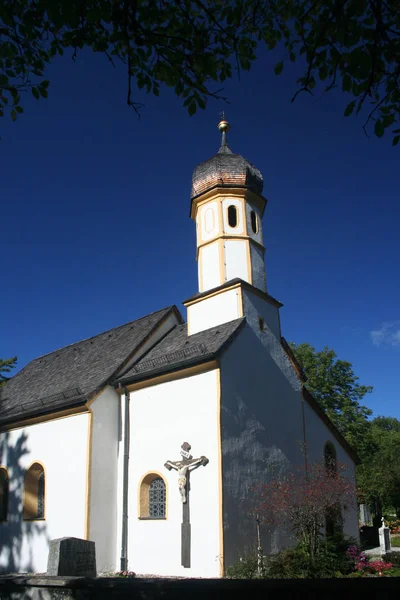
1 1 399 141
0 357 17 387
290 343 373 455
357 416 400 517
254 460 356 560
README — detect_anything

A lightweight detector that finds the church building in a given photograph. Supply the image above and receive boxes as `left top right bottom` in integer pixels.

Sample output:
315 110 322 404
0 120 359 577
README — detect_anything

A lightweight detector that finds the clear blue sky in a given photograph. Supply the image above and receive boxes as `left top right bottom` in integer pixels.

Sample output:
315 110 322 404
1 49 399 420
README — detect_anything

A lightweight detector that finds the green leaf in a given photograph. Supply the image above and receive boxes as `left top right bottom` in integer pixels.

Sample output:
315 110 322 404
188 101 196 116
32 87 40 100
393 135 400 147
11 108 17 121
274 61 284 75
344 101 356 117
374 119 385 138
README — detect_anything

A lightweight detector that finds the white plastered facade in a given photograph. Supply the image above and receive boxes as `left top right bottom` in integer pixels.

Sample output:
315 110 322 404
0 413 89 574
124 369 222 577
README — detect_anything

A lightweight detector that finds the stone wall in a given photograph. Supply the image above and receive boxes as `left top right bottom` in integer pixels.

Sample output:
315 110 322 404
0 576 399 600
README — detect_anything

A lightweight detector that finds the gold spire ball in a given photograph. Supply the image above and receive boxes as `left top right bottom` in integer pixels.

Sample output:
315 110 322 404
217 117 230 133
217 114 230 153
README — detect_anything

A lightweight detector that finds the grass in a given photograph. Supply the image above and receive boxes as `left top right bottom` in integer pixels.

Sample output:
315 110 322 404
391 537 400 548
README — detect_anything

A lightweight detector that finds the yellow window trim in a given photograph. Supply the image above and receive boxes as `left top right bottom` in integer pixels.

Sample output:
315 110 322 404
138 471 168 520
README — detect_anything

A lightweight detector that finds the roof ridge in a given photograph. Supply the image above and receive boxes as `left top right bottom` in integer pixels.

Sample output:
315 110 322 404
29 305 175 362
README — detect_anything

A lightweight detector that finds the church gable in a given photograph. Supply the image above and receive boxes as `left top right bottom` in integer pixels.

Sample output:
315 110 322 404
0 306 181 428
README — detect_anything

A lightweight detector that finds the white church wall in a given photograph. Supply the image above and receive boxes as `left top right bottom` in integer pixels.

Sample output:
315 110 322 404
242 288 281 340
224 240 249 283
89 386 120 573
199 241 221 292
219 323 306 566
0 413 89 574
219 323 359 567
302 402 359 540
198 200 220 244
250 243 267 292
126 368 222 577
187 288 242 335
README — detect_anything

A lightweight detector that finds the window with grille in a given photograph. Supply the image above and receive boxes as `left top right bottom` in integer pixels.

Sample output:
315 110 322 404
23 462 45 520
139 473 167 519
149 477 166 518
37 472 45 518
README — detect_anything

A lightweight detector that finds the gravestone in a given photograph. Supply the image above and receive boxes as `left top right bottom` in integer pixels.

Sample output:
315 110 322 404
47 537 96 577
379 518 391 555
359 504 371 526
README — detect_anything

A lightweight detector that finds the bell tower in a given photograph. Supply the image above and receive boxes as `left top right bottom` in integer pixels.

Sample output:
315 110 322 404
191 119 267 294
185 119 282 338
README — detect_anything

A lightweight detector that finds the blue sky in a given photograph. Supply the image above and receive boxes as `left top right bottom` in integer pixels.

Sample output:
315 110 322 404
1 48 399 420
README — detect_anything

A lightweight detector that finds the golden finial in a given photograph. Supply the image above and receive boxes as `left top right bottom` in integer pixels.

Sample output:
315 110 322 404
218 111 230 133
217 112 231 153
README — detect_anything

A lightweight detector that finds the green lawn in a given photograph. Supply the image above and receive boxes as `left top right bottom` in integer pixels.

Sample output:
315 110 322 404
391 537 400 548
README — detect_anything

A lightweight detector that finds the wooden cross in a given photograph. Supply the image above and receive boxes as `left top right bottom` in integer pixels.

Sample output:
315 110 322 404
165 442 209 568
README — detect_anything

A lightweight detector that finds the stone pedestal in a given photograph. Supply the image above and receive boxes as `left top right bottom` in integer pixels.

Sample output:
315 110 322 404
47 537 96 577
379 521 391 555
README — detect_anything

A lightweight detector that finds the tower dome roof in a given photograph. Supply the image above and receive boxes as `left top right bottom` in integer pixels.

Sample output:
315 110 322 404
191 119 263 200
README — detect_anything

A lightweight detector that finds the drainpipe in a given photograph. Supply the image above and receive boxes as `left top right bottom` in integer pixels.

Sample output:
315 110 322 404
119 384 130 572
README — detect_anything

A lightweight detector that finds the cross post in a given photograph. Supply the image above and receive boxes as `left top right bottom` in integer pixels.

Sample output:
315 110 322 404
165 442 209 568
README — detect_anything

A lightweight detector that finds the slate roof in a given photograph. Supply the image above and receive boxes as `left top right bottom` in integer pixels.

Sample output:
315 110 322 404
118 318 245 384
0 306 180 427
191 138 264 200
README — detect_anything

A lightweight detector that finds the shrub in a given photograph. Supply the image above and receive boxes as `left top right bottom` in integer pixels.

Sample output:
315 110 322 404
383 552 400 567
265 540 354 579
225 553 259 579
346 544 369 571
385 518 400 533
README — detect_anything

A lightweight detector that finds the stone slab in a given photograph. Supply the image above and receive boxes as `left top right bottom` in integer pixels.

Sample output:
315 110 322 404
47 537 96 577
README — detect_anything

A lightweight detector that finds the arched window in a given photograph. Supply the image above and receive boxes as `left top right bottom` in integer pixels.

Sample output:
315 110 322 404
139 473 167 519
324 442 337 476
324 443 340 536
23 462 45 520
250 210 258 234
227 205 238 228
0 468 9 522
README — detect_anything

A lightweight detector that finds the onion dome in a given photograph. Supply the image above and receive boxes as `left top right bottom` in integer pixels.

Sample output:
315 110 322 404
191 118 263 200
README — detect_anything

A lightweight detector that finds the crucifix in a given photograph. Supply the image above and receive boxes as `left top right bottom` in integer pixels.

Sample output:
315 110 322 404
164 442 209 568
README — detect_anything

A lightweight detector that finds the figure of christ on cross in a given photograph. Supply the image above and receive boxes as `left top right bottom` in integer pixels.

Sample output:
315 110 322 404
164 442 209 568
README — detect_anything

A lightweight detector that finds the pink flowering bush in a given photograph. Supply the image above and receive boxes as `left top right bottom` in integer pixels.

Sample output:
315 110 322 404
366 561 393 575
346 545 393 575
346 545 368 569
